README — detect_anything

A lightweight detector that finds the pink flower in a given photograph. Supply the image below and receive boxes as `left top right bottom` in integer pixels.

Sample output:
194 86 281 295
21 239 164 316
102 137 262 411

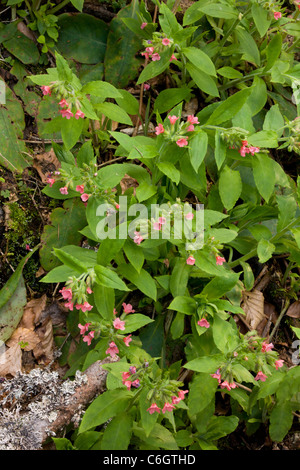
47 177 55 187
255 371 268 382
133 231 144 245
178 390 188 400
123 335 132 347
153 221 162 231
185 212 194 220
76 184 84 194
220 380 235 391
187 115 199 125
147 403 161 414
132 379 140 388
274 11 282 20
41 85 51 96
144 83 150 91
59 186 68 195
187 124 194 132
122 303 135 314
141 51 149 60
81 193 90 202
64 301 74 311
151 53 161 61
261 341 274 353
25 244 32 251
198 318 210 328
60 108 74 119
106 341 119 357
59 98 69 108
75 303 84 311
249 146 260 155
176 138 188 147
155 123 165 135
186 255 195 265
162 38 171 46
83 334 93 346
124 380 132 390
170 53 177 61
162 402 175 413
113 317 126 331
158 217 166 225
78 323 91 335
168 115 179 125
216 255 226 265
210 369 222 383
141 22 147 29
171 395 181 404
122 371 131 384
86 286 93 294
275 359 284 370
81 301 93 312
59 286 73 300
129 366 136 374
113 308 118 316
75 109 85 119
145 46 154 55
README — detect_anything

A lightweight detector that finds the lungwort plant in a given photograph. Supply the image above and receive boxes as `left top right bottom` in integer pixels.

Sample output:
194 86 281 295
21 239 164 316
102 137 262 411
3 0 299 451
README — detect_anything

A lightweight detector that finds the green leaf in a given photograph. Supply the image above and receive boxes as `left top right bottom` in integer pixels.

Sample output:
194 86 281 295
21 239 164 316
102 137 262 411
188 373 218 418
97 236 126 266
206 88 251 125
184 355 223 373
251 3 271 37
157 161 180 185
198 3 238 19
70 0 84 11
200 272 240 300
248 130 278 148
269 401 293 442
168 296 197 315
79 389 132 433
154 87 192 114
137 48 172 85
252 153 276 202
0 276 26 342
212 315 239 353
0 107 30 172
218 166 242 211
123 314 154 334
217 66 243 79
53 248 88 274
235 27 260 66
188 130 208 172
257 238 275 263
101 413 132 450
118 264 157 301
139 387 159 437
56 13 108 64
115 89 139 115
183 47 216 76
93 284 114 320
170 258 190 297
94 265 130 291
123 239 144 273
95 102 132 126
263 104 284 136
186 62 219 97
60 116 85 150
204 416 239 441
4 32 40 64
264 33 282 72
215 130 227 170
276 194 297 233
82 80 122 99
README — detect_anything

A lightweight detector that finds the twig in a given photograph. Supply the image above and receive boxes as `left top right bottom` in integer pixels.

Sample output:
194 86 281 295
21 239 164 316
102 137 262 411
269 298 291 341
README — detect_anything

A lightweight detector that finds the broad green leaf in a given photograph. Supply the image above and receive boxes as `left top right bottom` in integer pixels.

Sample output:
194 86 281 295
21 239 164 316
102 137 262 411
123 314 154 334
137 48 173 85
200 272 240 300
94 265 130 291
60 116 85 150
212 315 239 353
188 130 208 172
0 276 26 342
159 2 182 36
263 104 284 136
0 107 30 172
97 236 126 266
206 88 251 125
123 239 144 273
215 130 227 170
252 153 276 202
269 401 293 443
188 373 218 417
235 27 260 66
218 166 242 211
204 416 239 441
157 162 180 185
95 102 132 126
170 258 190 297
82 80 121 99
70 0 83 11
168 296 197 315
256 372 284 399
139 387 159 437
53 248 88 273
79 389 132 433
101 413 132 450
264 33 282 72
257 239 275 263
118 264 157 301
115 89 139 115
217 66 243 79
251 3 271 37
184 355 223 373
198 3 238 19
186 62 219 97
182 47 216 76
248 130 278 148
276 194 297 233
133 423 179 450
154 87 192 114
92 284 114 320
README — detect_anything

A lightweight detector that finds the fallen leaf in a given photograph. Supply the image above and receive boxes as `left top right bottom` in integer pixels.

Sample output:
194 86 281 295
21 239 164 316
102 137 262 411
6 327 40 351
286 301 300 318
33 148 60 183
241 290 266 330
33 317 54 362
19 295 47 330
0 342 22 376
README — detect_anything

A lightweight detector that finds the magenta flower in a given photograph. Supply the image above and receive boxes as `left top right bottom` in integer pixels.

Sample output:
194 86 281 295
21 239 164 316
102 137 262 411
122 303 135 314
25 244 32 251
140 22 147 29
123 334 132 347
144 83 150 91
59 98 69 108
162 402 175 413
122 372 131 384
86 286 93 295
210 369 222 384
60 108 73 119
41 85 51 96
198 318 210 329
83 331 94 346
274 11 282 20
275 359 284 370
261 341 274 353
124 380 132 390
76 184 85 194
146 46 154 55
170 54 177 61
187 124 194 132
216 255 226 265
106 341 119 357
220 380 234 391
47 177 55 187
64 301 74 311
186 255 195 265
75 109 85 119
129 366 137 374
162 38 171 46
59 186 68 195
147 403 161 414
141 51 149 60
168 115 179 125
176 138 188 147
187 115 199 125
255 371 268 382
151 53 161 61
59 286 73 300
113 317 126 331
178 390 188 400
155 123 165 135
78 323 91 335
81 301 93 312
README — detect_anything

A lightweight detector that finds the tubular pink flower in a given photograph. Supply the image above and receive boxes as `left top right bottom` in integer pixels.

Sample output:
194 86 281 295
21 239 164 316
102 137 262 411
75 109 85 119
153 221 162 231
255 371 268 382
60 108 73 119
81 193 90 202
186 255 195 265
124 380 132 390
76 184 85 194
122 303 135 314
158 217 166 225
122 372 131 384
274 11 282 20
59 186 68 195
141 22 147 29
187 124 194 132
275 359 284 370
81 301 93 312
170 53 177 61
210 369 222 383
261 341 274 353
47 177 55 187
106 341 119 357
86 287 93 295
78 323 91 335
144 83 150 91
59 98 69 108
133 231 144 245
162 402 175 413
59 286 73 300
123 335 132 347
187 115 199 124
147 403 161 414
198 318 210 328
178 390 188 400
145 46 154 55
168 115 179 125
141 51 149 60
220 380 232 391
216 255 226 265
155 123 165 135
185 212 194 220
64 301 74 311
132 379 140 388
162 38 171 46
151 52 161 61
176 138 188 147
41 85 51 96
113 317 126 331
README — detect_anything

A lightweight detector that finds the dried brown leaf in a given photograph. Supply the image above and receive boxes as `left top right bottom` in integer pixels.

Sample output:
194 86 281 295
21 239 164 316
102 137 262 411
241 290 266 330
286 301 300 318
6 327 40 351
0 343 22 376
33 148 60 183
33 317 54 362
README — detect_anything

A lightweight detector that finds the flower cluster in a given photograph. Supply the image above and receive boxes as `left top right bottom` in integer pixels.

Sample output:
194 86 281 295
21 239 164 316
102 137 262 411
141 34 175 62
104 303 135 357
41 84 85 120
78 322 95 346
155 114 199 147
59 280 94 313
238 140 260 157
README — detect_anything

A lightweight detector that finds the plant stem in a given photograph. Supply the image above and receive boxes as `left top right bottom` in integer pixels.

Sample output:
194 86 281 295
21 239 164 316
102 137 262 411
269 298 290 341
48 0 70 15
